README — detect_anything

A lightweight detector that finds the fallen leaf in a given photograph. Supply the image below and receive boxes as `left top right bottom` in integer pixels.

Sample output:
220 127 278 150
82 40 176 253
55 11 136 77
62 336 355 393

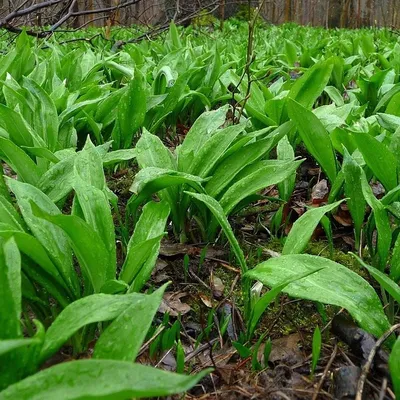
199 293 213 308
211 276 225 299
311 179 329 204
159 292 191 316
258 333 304 366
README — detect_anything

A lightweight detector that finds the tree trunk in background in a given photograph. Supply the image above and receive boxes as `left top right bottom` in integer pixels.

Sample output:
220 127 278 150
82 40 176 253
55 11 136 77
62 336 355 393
366 0 373 25
219 0 225 29
284 0 291 21
340 0 351 27
2 0 400 30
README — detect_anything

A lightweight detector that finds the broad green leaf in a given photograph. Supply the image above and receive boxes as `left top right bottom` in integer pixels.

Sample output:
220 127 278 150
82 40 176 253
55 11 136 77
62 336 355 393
311 326 322 374
185 192 247 273
360 172 392 270
177 106 228 172
119 234 165 285
135 130 178 221
136 129 175 170
219 159 303 216
0 104 34 147
74 137 105 190
352 131 397 191
129 200 170 292
102 149 136 166
288 99 337 183
73 174 116 272
0 359 211 400
277 135 296 201
0 138 40 185
0 238 21 339
115 69 146 149
189 124 245 177
283 200 344 255
6 179 79 298
0 229 64 288
0 338 40 357
31 203 112 293
354 255 400 304
389 338 400 399
248 268 322 339
128 167 205 214
39 292 145 362
38 153 77 202
94 284 167 361
23 77 59 152
288 58 333 109
246 254 390 338
342 148 365 247
21 147 59 164
390 233 400 282
205 122 293 198
0 195 24 231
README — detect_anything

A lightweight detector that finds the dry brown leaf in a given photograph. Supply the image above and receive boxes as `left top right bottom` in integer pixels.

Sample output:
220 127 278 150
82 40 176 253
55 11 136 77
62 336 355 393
158 292 191 316
199 293 213 308
211 276 225 299
311 179 329 204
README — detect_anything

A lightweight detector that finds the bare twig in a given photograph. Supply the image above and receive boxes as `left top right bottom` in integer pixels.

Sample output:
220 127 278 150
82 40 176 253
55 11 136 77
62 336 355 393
312 344 338 400
356 323 400 400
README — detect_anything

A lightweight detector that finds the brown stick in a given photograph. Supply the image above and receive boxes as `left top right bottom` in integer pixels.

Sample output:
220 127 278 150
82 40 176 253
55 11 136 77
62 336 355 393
355 323 400 400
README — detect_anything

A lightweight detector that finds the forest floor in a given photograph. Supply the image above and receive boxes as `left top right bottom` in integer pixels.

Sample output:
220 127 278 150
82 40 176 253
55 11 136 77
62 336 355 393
103 146 395 400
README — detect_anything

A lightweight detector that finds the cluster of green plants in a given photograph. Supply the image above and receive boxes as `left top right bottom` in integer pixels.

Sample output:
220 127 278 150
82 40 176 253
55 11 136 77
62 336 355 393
0 20 400 398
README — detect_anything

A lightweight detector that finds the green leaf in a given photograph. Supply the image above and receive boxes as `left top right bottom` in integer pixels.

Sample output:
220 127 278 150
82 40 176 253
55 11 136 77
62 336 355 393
0 338 40 357
288 58 333 109
389 338 400 399
6 179 79 299
360 172 392 270
0 195 24 231
205 122 292 198
0 138 40 185
102 149 136 166
128 167 205 214
185 192 247 273
0 238 21 340
247 268 322 339
115 69 146 149
353 255 400 304
119 234 165 285
21 147 60 164
277 135 296 201
288 99 337 183
75 137 106 190
352 131 398 191
39 292 145 362
177 106 228 173
283 200 344 255
94 284 167 361
38 153 77 203
31 203 111 293
72 174 116 273
23 77 59 152
390 233 400 282
129 200 170 292
342 149 365 248
0 359 211 400
311 326 321 375
219 159 303 216
188 124 245 178
0 104 34 148
246 254 390 338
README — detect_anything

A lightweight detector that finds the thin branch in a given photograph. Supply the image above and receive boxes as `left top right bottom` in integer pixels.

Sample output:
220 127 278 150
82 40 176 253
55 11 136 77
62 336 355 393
355 323 400 400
